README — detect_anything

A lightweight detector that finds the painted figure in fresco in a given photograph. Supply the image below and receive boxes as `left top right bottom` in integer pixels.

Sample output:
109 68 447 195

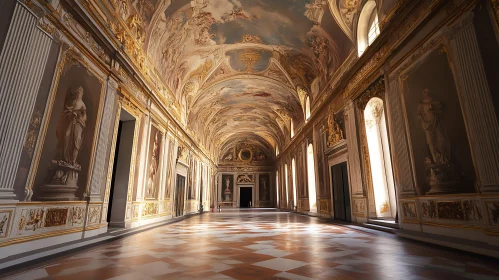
221 7 254 22
61 86 87 167
0 216 7 234
304 0 327 24
417 89 451 164
224 177 232 201
147 131 160 197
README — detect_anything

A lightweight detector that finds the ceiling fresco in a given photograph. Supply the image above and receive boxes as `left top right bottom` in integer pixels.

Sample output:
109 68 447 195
113 0 362 158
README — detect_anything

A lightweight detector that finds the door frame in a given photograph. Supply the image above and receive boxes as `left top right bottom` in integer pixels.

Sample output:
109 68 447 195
328 151 353 221
236 184 254 207
105 106 141 227
331 162 352 221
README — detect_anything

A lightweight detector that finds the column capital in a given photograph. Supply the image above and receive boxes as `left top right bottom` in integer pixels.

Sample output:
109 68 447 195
447 10 474 39
18 0 45 18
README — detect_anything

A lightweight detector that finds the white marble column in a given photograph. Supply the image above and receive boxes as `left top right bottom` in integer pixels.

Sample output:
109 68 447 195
344 100 364 196
449 12 499 193
87 78 119 202
0 2 52 202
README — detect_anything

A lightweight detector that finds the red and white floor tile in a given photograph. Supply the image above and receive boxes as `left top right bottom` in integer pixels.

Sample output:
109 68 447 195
4 210 499 280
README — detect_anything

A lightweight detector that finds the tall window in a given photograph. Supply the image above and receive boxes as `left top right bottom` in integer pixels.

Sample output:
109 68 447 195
364 98 397 218
305 96 311 121
276 171 279 207
357 0 379 56
307 144 317 212
284 164 289 208
276 146 279 156
292 158 297 209
368 14 380 45
290 120 295 138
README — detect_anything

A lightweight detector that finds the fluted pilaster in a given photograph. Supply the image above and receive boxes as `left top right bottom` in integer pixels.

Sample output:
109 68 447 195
87 79 119 201
449 12 499 193
0 2 52 202
344 101 364 196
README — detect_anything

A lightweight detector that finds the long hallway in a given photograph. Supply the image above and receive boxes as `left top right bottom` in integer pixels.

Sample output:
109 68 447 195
4 210 498 280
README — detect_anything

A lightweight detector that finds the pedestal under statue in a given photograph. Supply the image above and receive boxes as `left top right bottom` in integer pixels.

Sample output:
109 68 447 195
40 87 86 201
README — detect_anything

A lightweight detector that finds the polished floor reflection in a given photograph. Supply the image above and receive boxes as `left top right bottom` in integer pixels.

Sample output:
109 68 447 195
5 209 499 280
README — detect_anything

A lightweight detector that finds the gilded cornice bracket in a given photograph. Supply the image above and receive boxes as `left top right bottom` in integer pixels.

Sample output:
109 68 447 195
20 0 46 18
356 77 385 111
492 0 499 28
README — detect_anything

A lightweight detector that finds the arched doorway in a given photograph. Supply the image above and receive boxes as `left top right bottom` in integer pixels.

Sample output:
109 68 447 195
364 97 397 219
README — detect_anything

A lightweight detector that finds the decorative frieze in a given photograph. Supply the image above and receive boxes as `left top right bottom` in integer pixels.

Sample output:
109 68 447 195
401 201 418 221
0 210 13 238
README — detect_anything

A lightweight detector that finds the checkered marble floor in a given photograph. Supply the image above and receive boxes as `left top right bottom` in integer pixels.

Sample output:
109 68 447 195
4 209 499 280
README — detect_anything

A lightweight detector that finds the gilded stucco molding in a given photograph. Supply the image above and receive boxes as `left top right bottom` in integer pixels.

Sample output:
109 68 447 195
491 0 499 28
356 77 385 110
61 10 110 64
20 0 45 18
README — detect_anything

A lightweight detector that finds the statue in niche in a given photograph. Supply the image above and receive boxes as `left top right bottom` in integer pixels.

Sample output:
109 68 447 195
418 89 451 164
147 131 160 197
417 89 458 193
224 177 232 201
62 86 87 166
43 87 87 200
327 109 343 147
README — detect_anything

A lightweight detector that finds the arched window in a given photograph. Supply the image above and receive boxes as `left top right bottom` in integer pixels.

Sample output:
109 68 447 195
292 158 297 209
357 0 380 56
284 163 289 208
290 120 295 138
305 96 311 121
307 144 317 212
364 98 397 218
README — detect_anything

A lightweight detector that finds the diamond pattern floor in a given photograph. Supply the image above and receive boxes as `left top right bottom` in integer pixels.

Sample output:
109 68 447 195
4 209 499 280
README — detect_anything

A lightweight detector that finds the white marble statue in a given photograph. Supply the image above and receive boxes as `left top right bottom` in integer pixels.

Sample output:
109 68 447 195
62 86 87 166
417 89 451 164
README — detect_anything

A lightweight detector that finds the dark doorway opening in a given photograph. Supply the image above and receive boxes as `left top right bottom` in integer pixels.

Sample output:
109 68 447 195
240 187 252 208
331 162 351 222
175 174 186 217
108 109 135 228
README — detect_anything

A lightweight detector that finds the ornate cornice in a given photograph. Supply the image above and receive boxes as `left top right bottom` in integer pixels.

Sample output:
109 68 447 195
491 0 499 28
356 77 385 110
277 0 463 161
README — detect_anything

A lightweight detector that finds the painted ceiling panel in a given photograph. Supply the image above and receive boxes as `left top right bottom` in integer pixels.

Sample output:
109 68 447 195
117 0 360 159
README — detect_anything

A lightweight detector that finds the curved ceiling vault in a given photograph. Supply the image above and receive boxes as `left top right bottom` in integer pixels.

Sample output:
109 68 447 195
121 0 356 160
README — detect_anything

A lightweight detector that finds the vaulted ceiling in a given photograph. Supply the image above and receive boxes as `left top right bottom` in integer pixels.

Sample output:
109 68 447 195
112 0 374 160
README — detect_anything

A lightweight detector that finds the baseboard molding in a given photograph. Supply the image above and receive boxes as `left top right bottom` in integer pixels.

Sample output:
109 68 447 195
0 212 201 276
396 229 499 258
